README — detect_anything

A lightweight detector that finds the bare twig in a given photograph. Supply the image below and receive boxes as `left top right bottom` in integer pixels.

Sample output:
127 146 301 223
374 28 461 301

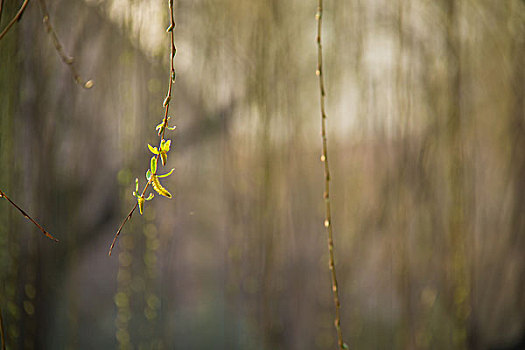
0 0 5 25
0 189 58 242
108 0 177 256
108 202 138 256
36 0 93 89
316 1 347 349
0 0 29 41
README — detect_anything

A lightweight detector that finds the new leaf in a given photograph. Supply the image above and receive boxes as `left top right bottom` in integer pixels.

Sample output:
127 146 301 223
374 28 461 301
148 144 159 155
137 196 145 215
151 156 157 173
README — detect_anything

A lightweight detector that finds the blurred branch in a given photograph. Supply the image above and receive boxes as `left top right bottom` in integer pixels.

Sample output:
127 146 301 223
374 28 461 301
0 0 29 41
0 306 5 350
109 0 178 256
316 1 347 349
0 189 59 242
0 0 4 24
37 0 93 88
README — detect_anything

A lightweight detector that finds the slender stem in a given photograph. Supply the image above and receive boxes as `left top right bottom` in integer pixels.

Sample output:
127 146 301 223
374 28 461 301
0 0 29 41
36 0 93 89
109 0 177 256
107 202 137 256
316 2 346 349
0 189 58 242
0 0 5 25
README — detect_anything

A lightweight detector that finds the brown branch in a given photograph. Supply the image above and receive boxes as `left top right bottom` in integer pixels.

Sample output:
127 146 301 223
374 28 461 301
36 0 93 89
0 0 4 25
0 0 29 41
108 202 138 256
316 1 347 349
108 0 177 256
0 189 58 242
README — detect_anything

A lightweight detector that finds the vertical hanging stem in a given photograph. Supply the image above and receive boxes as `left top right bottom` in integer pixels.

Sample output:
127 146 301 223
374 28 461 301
109 0 177 256
0 0 5 24
36 0 93 88
316 1 347 349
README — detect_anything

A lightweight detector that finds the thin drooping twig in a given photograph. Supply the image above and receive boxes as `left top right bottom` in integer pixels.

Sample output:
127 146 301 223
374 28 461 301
108 0 177 256
0 0 29 41
36 0 93 89
316 1 347 349
108 201 138 256
0 189 58 242
0 0 5 25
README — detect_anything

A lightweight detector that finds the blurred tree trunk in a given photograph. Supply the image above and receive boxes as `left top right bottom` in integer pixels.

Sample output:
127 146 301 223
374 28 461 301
508 1 525 326
394 1 416 349
20 3 56 348
0 2 21 349
444 0 469 348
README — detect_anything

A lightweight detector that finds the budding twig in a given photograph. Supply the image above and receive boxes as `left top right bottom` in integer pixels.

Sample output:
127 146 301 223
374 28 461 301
316 1 347 348
36 0 93 89
108 0 177 256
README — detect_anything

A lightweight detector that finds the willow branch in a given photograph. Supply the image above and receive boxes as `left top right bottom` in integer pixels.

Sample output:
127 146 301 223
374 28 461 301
0 0 5 25
316 1 347 349
0 0 29 41
108 0 177 256
108 202 138 256
0 189 58 242
36 0 93 89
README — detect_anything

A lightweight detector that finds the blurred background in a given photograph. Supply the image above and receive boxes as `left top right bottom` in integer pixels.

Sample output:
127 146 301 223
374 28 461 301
0 0 524 349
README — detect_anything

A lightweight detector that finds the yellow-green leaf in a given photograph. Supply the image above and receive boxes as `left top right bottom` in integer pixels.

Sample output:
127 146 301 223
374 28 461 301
161 139 171 152
157 168 174 178
137 196 145 215
151 156 157 173
156 117 172 135
161 153 167 166
148 144 159 155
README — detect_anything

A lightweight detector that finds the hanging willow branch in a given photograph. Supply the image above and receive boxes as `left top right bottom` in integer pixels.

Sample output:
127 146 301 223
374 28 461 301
0 189 58 242
37 0 93 88
316 1 347 349
0 0 92 88
0 0 29 41
108 0 177 256
0 0 4 25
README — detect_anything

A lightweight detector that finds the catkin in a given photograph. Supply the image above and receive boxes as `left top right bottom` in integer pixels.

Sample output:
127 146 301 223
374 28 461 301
151 176 172 198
